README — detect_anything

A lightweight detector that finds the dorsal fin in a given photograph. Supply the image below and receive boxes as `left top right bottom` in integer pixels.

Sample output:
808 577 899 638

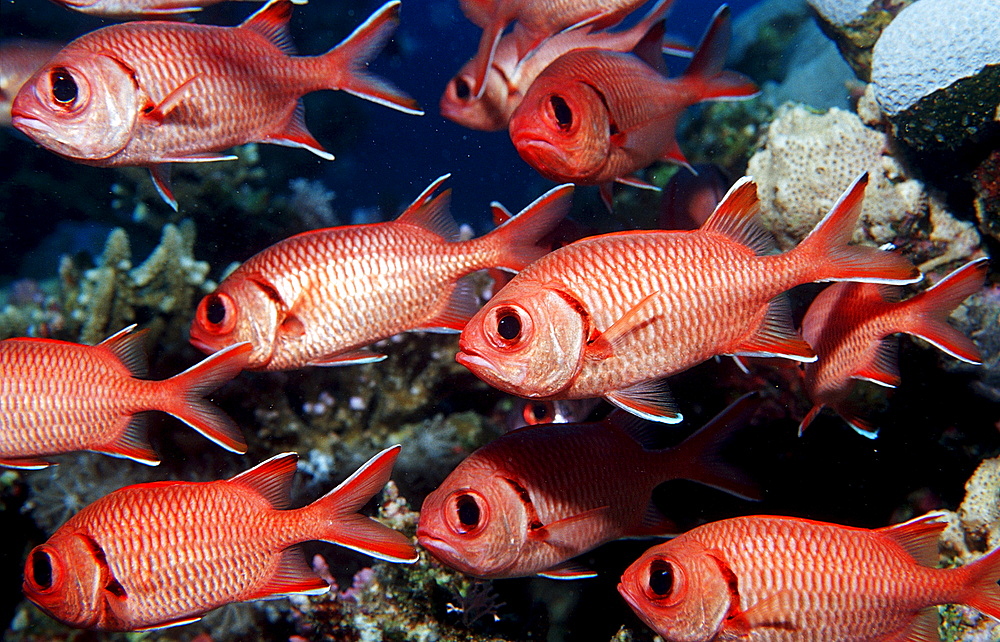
700 177 776 255
876 512 947 567
98 325 149 378
395 175 460 241
228 452 298 510
241 0 297 55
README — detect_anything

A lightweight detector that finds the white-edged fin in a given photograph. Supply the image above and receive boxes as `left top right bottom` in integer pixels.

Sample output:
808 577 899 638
240 0 297 54
264 102 334 161
307 350 387 367
415 275 479 333
134 615 203 631
733 295 815 362
160 152 239 163
401 173 452 216
606 379 682 424
797 404 823 437
395 176 459 241
700 177 776 255
97 324 148 377
149 165 178 211
538 560 598 580
227 452 298 510
490 201 513 225
0 457 53 470
875 512 948 567
100 413 159 466
615 175 662 191
851 335 900 388
254 547 329 600
842 412 879 439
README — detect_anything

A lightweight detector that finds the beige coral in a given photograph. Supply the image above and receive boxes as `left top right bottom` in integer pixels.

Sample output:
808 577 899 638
747 102 982 272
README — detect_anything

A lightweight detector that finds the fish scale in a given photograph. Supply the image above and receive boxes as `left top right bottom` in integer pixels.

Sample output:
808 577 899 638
620 514 1000 642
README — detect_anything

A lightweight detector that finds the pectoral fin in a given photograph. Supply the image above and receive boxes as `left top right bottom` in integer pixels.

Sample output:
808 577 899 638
142 74 202 125
527 506 611 549
586 292 661 360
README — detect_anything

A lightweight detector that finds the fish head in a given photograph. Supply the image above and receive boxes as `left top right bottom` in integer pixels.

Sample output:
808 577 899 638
458 281 586 398
440 63 509 132
11 51 139 162
23 533 116 630
509 73 610 183
618 539 732 642
417 467 533 578
190 277 280 368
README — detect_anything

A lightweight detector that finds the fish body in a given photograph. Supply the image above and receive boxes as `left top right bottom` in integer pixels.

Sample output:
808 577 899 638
507 6 756 203
657 163 731 230
618 513 1000 642
53 0 271 19
0 326 250 469
10 0 420 209
441 0 677 132
800 258 987 437
0 39 63 127
417 394 760 579
190 176 572 371
22 446 417 631
460 0 647 99
457 174 920 423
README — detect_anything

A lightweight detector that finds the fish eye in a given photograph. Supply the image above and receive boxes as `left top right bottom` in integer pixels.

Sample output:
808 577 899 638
455 77 471 101
196 292 237 334
50 68 78 105
456 494 480 529
523 401 551 425
647 560 674 597
25 547 58 593
549 95 572 130
497 313 521 340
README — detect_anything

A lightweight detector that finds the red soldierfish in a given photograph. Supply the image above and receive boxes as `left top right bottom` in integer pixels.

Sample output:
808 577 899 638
442 0 680 132
190 176 573 371
799 258 987 438
23 446 417 631
416 394 760 580
0 39 64 127
52 0 294 19
508 6 757 207
0 325 250 469
618 513 1000 642
460 0 648 100
657 163 731 231
456 173 921 424
10 0 421 210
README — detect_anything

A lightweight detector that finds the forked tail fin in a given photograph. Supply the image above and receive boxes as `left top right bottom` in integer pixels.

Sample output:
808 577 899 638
477 183 574 272
901 258 987 363
321 1 423 115
791 173 921 285
160 342 251 454
960 545 1000 621
682 5 758 102
308 445 417 563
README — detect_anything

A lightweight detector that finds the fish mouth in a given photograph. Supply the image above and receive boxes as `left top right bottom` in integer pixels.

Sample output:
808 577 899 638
188 335 218 355
416 531 460 561
11 115 56 137
617 582 641 611
455 350 493 373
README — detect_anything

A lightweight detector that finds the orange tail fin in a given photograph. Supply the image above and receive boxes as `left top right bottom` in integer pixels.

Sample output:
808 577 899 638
477 183 574 272
961 545 1000 620
792 173 921 285
682 6 758 102
308 445 417 563
902 258 987 363
161 342 251 454
322 1 423 115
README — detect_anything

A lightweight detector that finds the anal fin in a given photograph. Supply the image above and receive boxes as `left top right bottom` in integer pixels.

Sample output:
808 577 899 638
252 547 329 600
307 350 387 367
100 413 159 466
537 560 597 580
605 378 682 424
733 295 815 362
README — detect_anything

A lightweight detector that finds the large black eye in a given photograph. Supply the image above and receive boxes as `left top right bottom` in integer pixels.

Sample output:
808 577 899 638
456 494 480 529
455 77 471 100
550 95 572 130
50 68 77 105
497 314 521 341
30 550 54 590
648 560 674 597
205 295 227 326
524 401 550 424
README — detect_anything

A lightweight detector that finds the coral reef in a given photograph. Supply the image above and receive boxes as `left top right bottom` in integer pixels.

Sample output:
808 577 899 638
0 219 211 345
938 456 1000 642
746 103 983 272
807 0 915 81
870 0 1000 150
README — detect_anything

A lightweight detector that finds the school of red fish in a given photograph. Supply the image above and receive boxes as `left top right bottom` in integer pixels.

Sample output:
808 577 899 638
1 0 998 639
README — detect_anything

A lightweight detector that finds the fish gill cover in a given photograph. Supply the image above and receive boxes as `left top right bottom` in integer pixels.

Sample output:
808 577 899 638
0 0 998 640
